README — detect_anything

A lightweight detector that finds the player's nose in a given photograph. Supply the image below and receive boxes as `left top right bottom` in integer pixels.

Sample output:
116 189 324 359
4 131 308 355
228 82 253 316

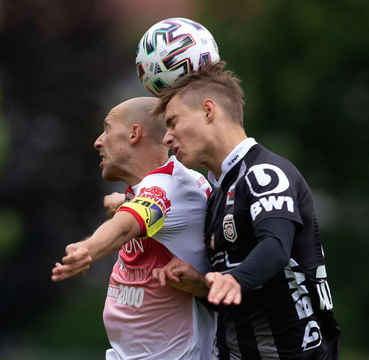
94 133 103 150
162 131 174 148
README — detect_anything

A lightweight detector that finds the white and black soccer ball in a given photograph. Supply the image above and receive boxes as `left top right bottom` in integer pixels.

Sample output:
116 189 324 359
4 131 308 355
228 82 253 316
136 18 220 96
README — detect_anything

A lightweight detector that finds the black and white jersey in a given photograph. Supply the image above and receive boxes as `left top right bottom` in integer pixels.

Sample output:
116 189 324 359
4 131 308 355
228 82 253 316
205 138 340 360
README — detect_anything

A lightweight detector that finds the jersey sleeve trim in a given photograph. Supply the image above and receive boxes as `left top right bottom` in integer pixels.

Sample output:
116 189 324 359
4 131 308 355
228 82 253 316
117 206 146 237
116 196 165 238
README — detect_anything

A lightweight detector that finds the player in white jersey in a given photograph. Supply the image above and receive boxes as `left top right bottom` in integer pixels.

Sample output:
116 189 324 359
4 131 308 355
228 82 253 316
51 97 215 360
104 155 214 360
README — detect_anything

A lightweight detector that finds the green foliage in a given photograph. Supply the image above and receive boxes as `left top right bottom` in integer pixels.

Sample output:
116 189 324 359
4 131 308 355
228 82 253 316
201 0 369 171
0 209 24 257
25 289 109 351
0 91 11 174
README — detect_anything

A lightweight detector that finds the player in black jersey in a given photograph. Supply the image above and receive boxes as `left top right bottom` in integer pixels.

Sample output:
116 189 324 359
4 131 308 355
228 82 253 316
152 61 340 360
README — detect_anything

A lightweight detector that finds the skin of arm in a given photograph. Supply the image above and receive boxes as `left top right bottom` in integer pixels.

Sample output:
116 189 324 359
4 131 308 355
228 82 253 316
51 211 140 282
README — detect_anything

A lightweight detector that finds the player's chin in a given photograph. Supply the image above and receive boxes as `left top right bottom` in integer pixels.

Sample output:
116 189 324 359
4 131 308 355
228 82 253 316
101 169 113 182
102 171 121 183
181 156 200 170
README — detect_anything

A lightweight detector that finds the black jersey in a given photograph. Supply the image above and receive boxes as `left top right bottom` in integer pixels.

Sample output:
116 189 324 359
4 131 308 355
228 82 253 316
205 139 340 360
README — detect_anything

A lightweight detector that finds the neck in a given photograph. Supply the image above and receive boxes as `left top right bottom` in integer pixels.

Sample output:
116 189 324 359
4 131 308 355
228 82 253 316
206 132 247 180
125 150 169 186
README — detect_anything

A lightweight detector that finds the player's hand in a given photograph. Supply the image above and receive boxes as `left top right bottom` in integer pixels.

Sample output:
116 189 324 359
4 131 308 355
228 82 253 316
153 258 190 286
153 258 209 297
104 192 126 218
51 243 92 282
205 272 242 305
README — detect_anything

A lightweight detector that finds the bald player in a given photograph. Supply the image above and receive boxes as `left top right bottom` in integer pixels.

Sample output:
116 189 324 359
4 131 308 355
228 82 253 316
51 97 215 360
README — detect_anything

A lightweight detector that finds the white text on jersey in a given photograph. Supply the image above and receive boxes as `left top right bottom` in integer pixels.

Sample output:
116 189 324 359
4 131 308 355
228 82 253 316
250 196 294 221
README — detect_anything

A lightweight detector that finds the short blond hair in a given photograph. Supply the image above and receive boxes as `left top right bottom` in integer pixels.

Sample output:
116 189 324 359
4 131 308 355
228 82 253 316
152 61 245 126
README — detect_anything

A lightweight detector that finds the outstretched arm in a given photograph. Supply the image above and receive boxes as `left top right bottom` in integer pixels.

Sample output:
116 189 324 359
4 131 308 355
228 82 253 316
51 211 140 282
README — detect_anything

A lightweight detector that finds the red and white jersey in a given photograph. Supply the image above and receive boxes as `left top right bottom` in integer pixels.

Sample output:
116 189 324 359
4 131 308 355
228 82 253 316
103 156 216 360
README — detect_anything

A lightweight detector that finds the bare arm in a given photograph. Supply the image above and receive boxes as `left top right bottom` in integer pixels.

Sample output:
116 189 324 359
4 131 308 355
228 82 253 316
79 211 140 261
51 211 140 282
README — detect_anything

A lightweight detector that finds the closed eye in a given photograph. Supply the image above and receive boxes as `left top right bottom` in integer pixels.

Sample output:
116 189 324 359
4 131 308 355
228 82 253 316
165 115 177 130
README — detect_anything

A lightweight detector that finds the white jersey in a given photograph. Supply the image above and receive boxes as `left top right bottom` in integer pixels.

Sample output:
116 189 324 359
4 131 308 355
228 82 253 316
103 156 216 360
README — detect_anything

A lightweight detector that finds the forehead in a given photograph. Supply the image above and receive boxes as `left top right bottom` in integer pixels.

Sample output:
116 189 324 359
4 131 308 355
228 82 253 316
165 95 191 118
104 107 123 125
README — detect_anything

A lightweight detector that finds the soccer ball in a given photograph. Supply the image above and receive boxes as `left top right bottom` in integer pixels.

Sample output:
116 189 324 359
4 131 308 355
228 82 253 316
136 18 220 96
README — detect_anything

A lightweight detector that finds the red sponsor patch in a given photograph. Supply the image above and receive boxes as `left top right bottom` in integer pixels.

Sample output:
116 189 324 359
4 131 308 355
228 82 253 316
137 186 171 214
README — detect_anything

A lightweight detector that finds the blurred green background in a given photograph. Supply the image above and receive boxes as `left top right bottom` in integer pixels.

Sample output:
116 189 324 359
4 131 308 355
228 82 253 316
0 0 368 359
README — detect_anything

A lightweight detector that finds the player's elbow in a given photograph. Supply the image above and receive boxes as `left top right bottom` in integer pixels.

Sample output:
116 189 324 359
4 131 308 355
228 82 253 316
276 249 291 269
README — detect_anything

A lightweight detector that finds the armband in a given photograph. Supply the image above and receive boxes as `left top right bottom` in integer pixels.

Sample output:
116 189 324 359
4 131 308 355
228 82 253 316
116 196 164 238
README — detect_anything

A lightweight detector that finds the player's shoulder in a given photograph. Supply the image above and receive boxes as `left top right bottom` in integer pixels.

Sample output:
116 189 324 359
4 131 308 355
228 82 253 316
149 155 208 184
145 157 175 177
170 156 210 191
246 144 300 175
242 144 306 198
138 156 209 198
144 155 195 176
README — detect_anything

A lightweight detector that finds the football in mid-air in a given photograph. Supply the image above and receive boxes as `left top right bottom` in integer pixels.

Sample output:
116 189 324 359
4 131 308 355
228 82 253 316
136 18 220 96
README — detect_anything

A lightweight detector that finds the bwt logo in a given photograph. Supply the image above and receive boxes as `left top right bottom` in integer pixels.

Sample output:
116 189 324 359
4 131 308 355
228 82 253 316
245 163 289 197
251 196 294 220
246 164 294 221
138 186 171 214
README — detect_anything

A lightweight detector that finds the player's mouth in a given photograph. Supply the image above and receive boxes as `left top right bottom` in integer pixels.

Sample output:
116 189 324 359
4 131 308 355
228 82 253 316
99 154 105 168
172 145 180 157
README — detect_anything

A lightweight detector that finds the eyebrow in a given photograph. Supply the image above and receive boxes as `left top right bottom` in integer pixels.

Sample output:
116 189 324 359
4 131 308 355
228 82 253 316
165 115 177 128
103 118 110 128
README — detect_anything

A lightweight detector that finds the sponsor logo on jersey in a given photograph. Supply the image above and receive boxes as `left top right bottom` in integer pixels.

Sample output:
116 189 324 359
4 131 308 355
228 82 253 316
250 195 295 221
284 259 323 352
138 186 171 214
117 256 148 283
196 175 207 188
227 154 239 167
302 321 322 352
122 238 144 254
107 284 145 308
223 214 238 242
246 163 290 197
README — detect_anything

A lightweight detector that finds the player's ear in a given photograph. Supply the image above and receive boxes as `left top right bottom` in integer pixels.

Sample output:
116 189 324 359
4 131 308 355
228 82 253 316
129 124 142 145
203 99 215 124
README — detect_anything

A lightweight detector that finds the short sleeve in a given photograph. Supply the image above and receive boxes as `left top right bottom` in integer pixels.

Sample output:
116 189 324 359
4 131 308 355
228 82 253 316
117 196 165 238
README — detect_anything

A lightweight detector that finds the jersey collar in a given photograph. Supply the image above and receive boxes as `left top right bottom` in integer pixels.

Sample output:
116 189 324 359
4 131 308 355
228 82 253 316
129 156 174 195
208 137 257 188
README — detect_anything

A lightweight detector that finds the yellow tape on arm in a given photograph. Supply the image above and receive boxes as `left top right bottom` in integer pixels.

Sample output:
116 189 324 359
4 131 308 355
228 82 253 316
117 196 165 238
